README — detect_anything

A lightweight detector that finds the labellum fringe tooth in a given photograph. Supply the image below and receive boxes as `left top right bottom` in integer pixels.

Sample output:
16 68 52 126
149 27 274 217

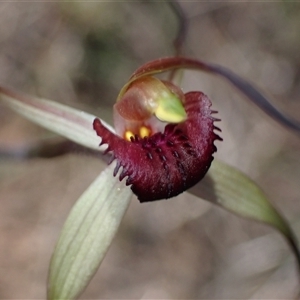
93 91 221 202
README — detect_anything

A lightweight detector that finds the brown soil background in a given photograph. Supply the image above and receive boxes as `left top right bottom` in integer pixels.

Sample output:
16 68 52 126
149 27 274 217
0 2 300 299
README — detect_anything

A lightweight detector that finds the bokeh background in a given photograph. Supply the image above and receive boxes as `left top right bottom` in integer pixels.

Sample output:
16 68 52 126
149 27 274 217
0 1 300 299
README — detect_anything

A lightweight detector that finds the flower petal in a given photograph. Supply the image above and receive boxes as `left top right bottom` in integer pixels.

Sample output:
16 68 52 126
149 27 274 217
94 92 221 202
189 159 300 266
119 57 300 133
0 86 114 151
47 162 132 300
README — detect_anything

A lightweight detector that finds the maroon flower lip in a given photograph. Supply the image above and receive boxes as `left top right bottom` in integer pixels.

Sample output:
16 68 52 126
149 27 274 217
93 91 221 202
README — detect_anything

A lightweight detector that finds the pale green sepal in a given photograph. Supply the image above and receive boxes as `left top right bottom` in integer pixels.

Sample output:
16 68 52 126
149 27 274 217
48 162 132 300
189 159 299 262
0 87 114 151
155 93 187 123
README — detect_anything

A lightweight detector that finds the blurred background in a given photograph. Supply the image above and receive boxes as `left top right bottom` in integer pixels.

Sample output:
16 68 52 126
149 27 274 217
0 1 300 298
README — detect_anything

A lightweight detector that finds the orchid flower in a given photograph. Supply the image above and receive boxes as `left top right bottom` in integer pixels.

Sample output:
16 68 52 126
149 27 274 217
1 57 300 299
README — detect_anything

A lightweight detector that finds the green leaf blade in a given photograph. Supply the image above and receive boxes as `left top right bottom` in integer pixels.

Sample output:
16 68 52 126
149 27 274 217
0 86 114 151
189 159 300 264
48 163 132 300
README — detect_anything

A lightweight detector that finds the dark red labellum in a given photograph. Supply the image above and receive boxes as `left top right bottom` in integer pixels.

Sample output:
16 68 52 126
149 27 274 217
93 92 221 202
